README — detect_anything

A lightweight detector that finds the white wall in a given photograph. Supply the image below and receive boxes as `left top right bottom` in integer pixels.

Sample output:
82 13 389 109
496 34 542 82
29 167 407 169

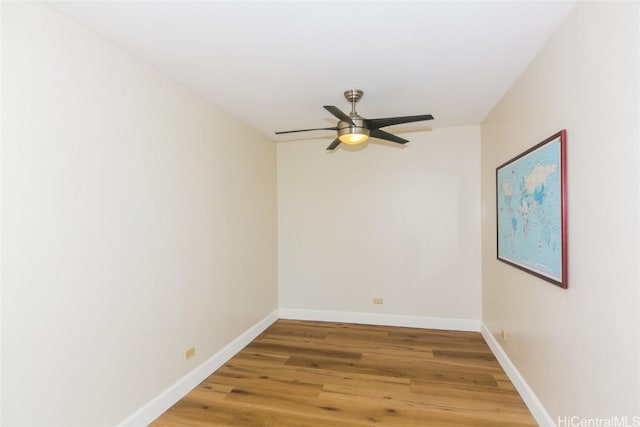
278 127 481 325
481 1 639 421
1 3 278 426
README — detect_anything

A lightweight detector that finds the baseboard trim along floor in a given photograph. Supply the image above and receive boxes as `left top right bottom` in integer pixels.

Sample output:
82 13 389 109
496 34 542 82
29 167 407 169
481 322 555 427
279 308 481 332
117 310 280 427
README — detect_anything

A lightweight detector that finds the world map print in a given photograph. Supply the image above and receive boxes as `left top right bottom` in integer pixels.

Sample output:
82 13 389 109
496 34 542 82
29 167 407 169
496 134 564 284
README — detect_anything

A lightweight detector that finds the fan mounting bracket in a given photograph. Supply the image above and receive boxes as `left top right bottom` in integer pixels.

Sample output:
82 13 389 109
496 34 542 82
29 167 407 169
344 89 363 104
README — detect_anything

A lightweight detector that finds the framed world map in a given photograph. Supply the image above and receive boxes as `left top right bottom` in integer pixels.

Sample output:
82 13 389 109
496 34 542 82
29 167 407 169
496 130 567 288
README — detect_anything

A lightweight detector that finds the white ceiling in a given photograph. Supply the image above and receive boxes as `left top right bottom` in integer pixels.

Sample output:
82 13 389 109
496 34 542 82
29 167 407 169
51 1 576 143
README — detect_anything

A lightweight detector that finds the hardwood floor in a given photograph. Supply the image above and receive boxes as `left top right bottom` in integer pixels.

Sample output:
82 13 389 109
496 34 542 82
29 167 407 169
151 320 537 426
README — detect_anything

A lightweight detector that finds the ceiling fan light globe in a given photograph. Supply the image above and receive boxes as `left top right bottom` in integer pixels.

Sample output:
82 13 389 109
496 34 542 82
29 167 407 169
339 133 369 145
338 125 370 145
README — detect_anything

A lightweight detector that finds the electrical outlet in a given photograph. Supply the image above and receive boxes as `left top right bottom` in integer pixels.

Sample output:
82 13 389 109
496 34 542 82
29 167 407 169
500 329 507 341
373 297 384 304
185 347 196 360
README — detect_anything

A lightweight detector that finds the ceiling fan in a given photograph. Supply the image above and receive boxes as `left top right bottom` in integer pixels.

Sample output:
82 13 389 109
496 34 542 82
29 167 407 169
275 90 434 151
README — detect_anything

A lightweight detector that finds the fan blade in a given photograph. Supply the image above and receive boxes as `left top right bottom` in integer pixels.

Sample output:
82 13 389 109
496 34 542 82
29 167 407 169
370 129 409 145
366 114 433 129
275 126 338 135
326 138 341 151
323 106 354 125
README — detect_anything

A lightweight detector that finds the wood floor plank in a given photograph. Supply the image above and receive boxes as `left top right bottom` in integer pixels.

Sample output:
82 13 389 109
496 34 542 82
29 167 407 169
151 320 536 426
247 340 362 360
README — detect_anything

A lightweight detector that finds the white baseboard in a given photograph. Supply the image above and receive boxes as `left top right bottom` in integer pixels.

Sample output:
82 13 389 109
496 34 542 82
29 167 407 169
279 308 481 332
117 310 279 427
480 322 554 427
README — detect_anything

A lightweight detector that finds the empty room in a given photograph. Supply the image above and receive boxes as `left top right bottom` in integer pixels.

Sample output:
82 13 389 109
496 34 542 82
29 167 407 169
1 1 639 426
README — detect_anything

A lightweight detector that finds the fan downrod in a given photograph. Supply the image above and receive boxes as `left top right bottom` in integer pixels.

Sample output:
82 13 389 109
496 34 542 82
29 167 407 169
344 90 363 115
